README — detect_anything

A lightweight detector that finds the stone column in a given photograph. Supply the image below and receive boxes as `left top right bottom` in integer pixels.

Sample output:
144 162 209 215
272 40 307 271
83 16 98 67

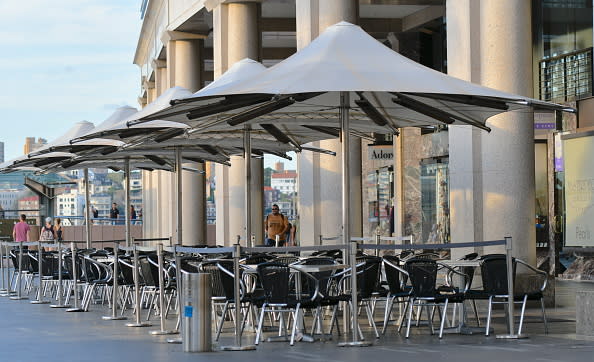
296 0 362 244
446 0 484 259
165 35 207 245
213 1 263 246
479 0 535 263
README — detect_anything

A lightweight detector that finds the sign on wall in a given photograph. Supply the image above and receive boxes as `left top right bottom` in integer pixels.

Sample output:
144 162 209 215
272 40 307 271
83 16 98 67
368 146 393 161
563 133 594 247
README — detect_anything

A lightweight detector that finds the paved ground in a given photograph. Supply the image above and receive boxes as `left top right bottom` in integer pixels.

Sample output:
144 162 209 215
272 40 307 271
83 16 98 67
0 279 592 362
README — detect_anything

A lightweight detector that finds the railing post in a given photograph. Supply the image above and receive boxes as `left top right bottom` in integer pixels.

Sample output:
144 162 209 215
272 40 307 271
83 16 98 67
496 236 526 339
50 241 70 308
150 243 176 335
102 241 125 320
125 243 151 327
66 242 84 312
31 240 49 304
10 242 28 300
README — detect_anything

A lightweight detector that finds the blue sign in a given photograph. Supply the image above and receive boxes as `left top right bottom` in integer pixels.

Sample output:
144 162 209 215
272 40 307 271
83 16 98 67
184 306 193 318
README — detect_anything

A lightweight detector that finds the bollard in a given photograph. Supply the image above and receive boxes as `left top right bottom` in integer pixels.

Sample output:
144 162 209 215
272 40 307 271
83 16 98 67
375 232 381 257
496 236 526 339
167 245 183 344
0 242 6 293
50 241 71 308
67 242 84 312
31 241 49 304
220 243 256 351
102 242 126 320
150 243 176 335
182 273 211 352
10 242 28 300
125 244 151 327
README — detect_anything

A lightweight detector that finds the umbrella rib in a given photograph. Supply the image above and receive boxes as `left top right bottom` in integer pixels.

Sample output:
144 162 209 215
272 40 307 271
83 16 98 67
226 97 296 126
354 92 400 135
407 93 510 111
183 95 272 121
392 93 491 132
259 124 303 151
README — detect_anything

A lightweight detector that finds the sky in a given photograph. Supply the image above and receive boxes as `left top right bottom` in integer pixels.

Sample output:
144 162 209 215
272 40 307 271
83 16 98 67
0 0 295 170
0 0 141 162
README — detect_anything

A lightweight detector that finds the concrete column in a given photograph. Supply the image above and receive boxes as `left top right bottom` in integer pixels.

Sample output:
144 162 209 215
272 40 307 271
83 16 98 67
296 0 362 244
479 0 535 263
213 1 263 245
446 0 484 259
166 38 207 245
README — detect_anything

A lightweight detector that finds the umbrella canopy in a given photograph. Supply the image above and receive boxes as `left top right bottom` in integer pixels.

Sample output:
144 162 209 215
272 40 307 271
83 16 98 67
148 22 572 134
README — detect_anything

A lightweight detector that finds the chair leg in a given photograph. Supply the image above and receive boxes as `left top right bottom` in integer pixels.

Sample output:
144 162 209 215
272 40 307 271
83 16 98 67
398 300 410 333
255 304 267 345
485 297 493 336
518 294 528 335
405 299 415 338
439 299 449 339
365 302 379 338
382 296 394 335
215 301 230 341
540 298 548 334
472 300 481 327
290 304 300 346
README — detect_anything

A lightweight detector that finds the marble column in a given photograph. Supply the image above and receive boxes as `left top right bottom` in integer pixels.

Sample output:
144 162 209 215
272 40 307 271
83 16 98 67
213 1 263 246
479 0 535 263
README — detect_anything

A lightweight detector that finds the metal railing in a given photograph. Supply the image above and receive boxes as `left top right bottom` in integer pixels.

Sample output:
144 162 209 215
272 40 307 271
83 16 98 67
539 47 593 102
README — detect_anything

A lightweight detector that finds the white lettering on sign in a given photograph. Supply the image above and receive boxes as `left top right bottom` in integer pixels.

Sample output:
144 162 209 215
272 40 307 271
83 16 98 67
368 146 394 161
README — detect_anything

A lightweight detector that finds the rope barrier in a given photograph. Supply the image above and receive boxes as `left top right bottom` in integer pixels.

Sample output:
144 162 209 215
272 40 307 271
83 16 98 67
357 239 506 251
165 246 234 254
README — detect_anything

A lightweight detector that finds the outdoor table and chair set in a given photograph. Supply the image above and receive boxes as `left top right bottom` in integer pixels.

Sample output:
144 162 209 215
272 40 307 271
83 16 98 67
0 236 548 348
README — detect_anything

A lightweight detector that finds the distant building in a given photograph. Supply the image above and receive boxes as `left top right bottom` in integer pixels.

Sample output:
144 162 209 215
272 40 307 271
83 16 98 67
0 189 25 216
56 191 84 225
23 137 47 155
18 195 39 219
0 141 4 163
271 170 297 195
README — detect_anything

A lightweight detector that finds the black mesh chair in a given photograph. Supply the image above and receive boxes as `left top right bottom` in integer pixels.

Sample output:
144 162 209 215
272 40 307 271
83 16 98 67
254 262 318 345
404 258 467 338
381 255 411 334
480 254 548 336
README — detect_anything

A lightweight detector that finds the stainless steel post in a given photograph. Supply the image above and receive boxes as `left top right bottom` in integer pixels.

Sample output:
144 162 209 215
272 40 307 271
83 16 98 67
125 159 131 249
31 240 49 304
337 91 370 347
244 125 252 246
0 242 7 294
150 243 176 335
375 232 381 257
221 243 256 351
497 236 525 339
176 147 183 245
126 244 151 327
102 242 125 320
50 241 70 308
66 242 84 312
10 242 28 300
84 168 92 249
182 273 212 352
167 245 183 344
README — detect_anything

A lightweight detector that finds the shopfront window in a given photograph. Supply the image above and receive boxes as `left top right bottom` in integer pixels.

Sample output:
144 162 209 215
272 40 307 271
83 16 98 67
420 158 450 243
366 166 394 236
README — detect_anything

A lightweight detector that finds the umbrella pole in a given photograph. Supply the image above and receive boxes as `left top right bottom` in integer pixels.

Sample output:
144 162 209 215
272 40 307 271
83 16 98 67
84 168 92 249
338 91 370 348
244 125 252 247
125 158 131 248
176 147 183 245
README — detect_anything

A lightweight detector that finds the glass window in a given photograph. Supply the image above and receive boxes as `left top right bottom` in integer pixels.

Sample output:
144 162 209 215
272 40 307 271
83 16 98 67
421 159 450 243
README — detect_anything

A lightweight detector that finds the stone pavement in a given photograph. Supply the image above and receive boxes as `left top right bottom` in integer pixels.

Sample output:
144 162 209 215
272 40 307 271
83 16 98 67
0 279 592 362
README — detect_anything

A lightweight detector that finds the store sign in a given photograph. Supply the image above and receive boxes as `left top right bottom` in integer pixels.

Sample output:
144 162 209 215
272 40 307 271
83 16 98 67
368 146 393 161
534 112 556 130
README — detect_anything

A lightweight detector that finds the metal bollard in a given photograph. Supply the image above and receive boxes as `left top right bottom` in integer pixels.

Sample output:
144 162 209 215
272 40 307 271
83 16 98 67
182 273 211 352
10 242 28 300
67 242 84 312
50 241 71 308
150 243 176 335
375 232 381 257
125 244 151 327
31 241 49 304
0 242 6 293
167 245 183 344
102 242 126 320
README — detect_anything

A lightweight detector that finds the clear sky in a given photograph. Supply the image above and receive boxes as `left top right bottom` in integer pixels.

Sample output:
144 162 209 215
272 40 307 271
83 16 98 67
0 0 296 170
0 1 141 162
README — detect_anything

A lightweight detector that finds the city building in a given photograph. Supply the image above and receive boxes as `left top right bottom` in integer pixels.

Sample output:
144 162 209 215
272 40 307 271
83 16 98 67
23 137 47 155
56 191 84 225
134 1 593 278
0 141 4 163
17 195 39 220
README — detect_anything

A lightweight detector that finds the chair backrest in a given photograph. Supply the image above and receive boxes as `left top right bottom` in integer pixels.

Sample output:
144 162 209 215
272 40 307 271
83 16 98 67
117 257 136 285
257 262 292 304
275 255 299 265
405 258 438 298
383 255 405 294
357 257 381 299
216 260 240 300
198 261 227 298
138 256 155 287
458 252 479 287
243 253 276 265
298 257 336 297
480 254 509 295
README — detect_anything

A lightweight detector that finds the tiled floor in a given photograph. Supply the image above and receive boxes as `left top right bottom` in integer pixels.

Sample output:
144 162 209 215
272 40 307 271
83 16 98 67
0 278 592 362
